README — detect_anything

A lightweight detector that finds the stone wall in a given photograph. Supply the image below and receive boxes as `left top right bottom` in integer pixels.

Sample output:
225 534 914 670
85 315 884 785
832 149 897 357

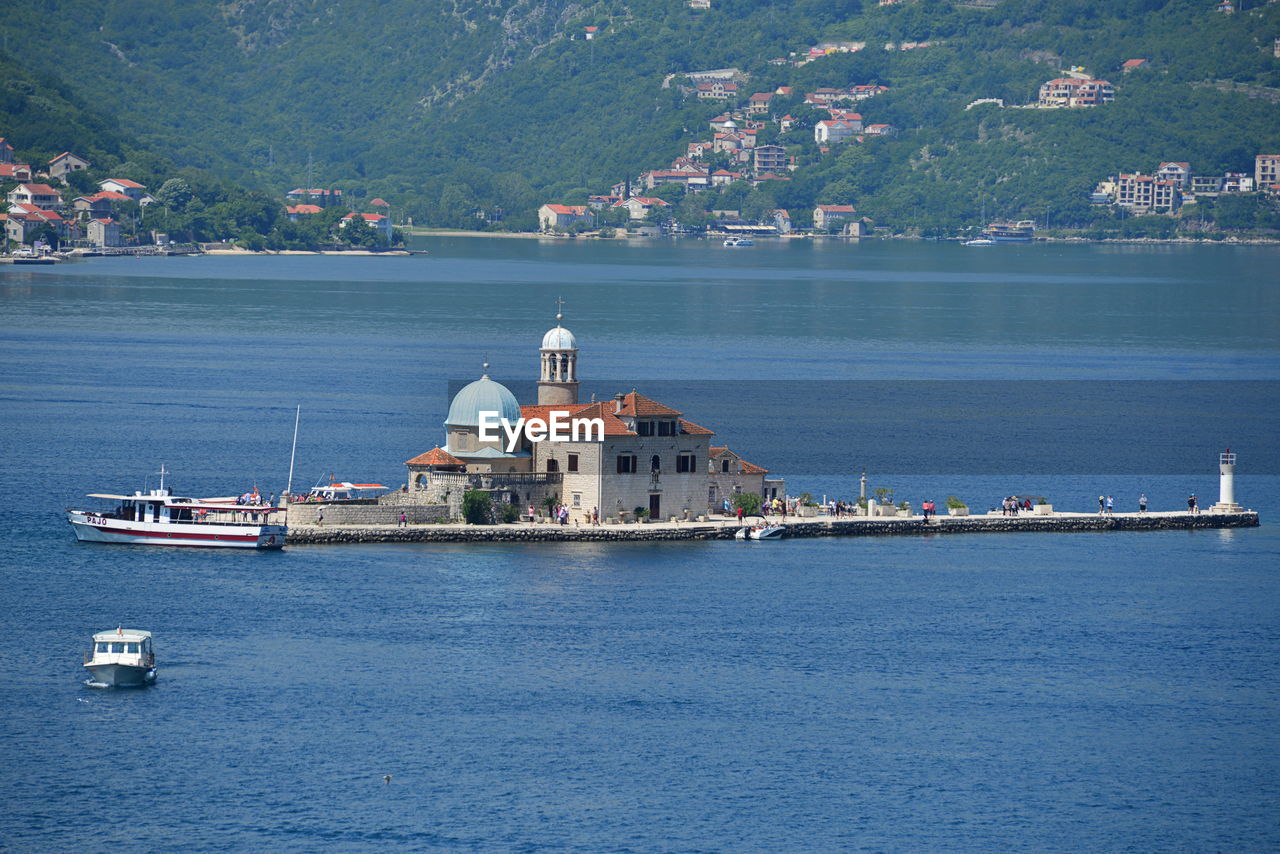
287 502 451 527
285 511 1259 545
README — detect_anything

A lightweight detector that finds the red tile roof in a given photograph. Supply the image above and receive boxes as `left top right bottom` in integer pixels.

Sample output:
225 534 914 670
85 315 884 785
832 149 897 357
102 178 145 189
17 182 61 196
679 418 715 436
544 203 588 215
519 404 635 437
287 204 323 214
405 447 464 467
370 198 390 207
818 204 857 213
616 391 681 417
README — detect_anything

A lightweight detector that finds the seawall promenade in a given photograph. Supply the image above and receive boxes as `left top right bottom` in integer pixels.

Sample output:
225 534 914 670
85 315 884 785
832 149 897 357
286 510 1260 545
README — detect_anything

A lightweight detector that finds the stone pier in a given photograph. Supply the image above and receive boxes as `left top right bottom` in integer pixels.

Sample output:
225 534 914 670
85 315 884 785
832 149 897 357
285 510 1260 545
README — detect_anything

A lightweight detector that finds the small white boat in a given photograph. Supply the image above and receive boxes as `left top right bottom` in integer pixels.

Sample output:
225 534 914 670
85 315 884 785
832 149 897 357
964 238 995 246
84 628 156 687
67 469 286 549
723 237 754 247
734 524 786 540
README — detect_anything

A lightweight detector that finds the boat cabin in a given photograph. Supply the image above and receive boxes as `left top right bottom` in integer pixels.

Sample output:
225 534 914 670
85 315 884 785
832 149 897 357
87 629 154 666
306 482 387 501
83 489 276 524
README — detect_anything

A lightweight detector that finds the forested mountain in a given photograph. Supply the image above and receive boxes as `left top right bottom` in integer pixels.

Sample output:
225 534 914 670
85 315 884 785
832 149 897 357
2 0 1279 233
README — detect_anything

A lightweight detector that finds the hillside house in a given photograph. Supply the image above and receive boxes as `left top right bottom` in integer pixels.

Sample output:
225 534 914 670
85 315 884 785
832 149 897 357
710 169 743 187
864 123 898 136
643 170 709 191
1038 78 1114 107
747 92 773 114
0 163 33 183
538 204 592 231
5 204 68 243
285 203 323 221
708 115 740 133
7 183 62 210
752 172 790 188
696 81 739 100
753 145 787 174
613 196 670 221
587 194 621 210
815 120 858 145
1256 154 1280 189
340 211 393 239
72 191 130 219
98 178 148 202
286 188 343 208
827 110 864 128
1122 58 1148 72
48 152 90 183
86 217 122 247
813 204 857 230
1157 162 1191 188
1116 174 1179 213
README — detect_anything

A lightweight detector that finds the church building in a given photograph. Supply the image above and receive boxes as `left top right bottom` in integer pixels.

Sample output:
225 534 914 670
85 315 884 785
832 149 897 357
406 314 780 522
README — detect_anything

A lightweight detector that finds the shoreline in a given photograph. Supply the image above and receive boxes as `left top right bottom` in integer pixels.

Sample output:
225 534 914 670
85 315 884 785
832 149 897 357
285 509 1260 545
402 229 1280 246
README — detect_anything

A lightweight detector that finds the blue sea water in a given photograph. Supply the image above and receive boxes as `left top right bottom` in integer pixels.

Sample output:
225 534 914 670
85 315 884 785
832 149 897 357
1 238 1278 851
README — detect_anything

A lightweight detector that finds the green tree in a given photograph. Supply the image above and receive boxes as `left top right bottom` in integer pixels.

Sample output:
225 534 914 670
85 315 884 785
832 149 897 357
461 489 493 525
732 492 762 516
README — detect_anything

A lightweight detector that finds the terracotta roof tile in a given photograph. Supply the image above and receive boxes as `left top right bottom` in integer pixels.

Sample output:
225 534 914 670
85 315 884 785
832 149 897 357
616 391 681 417
679 418 715 436
405 447 464 467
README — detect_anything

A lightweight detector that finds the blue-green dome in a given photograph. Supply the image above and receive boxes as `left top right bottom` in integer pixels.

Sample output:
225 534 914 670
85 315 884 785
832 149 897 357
445 373 521 428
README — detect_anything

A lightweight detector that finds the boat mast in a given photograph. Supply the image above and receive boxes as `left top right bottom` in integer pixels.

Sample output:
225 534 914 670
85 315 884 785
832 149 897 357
285 405 301 499
158 463 167 493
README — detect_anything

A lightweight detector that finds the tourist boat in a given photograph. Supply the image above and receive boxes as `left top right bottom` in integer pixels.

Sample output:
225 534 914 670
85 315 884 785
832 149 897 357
67 469 286 549
982 220 1036 242
734 524 786 540
723 237 754 247
84 628 157 687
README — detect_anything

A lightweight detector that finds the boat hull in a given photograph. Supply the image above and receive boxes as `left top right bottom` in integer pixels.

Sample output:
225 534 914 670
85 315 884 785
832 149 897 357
68 512 285 549
84 663 156 687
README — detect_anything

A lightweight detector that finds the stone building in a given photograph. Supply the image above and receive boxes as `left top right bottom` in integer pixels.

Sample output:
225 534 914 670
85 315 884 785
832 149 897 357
404 314 781 522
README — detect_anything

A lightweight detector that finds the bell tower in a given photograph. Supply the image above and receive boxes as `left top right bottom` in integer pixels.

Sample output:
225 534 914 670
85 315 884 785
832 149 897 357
538 300 579 406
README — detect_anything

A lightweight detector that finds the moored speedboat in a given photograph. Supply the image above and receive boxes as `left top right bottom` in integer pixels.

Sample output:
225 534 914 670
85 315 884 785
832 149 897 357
84 628 156 687
67 469 286 549
723 237 754 247
734 524 786 540
964 238 995 246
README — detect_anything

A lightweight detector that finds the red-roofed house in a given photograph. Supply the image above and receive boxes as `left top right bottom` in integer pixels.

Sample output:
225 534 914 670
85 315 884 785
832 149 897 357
584 25 598 39
285 204 324 221
369 198 391 209
708 446 775 508
98 178 148 201
48 152 90 183
814 204 857 230
711 169 743 187
696 80 738 100
613 196 670 220
815 120 858 145
538 203 592 231
340 211 393 239
0 163 33 183
7 183 62 210
87 217 122 247
747 92 773 114
5 204 67 244
1122 58 1148 72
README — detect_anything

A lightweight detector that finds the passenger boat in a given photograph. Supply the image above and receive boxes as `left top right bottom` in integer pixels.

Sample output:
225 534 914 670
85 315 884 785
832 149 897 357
734 524 786 540
67 469 286 549
723 237 754 247
982 220 1036 242
84 628 157 687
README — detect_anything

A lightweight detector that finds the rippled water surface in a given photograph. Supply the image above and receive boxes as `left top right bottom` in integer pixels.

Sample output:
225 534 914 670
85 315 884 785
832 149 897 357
2 239 1278 851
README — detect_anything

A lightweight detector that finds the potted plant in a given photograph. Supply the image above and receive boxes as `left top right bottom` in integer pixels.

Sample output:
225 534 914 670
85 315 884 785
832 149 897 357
635 506 649 524
1034 497 1053 515
945 495 969 517
898 500 912 517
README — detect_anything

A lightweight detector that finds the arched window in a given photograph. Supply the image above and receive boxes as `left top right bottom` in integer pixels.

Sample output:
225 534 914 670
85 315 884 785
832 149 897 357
651 455 661 473
416 474 427 488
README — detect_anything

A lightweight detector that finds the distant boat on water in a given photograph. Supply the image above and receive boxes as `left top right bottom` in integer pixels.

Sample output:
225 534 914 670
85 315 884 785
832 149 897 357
723 237 754 247
983 220 1037 242
964 238 996 246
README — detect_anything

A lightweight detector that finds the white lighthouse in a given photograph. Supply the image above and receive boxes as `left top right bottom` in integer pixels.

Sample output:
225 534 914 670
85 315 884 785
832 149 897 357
1209 447 1243 513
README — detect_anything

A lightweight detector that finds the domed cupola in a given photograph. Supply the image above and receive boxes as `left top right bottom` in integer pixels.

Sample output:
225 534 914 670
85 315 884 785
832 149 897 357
445 365 521 428
538 306 580 406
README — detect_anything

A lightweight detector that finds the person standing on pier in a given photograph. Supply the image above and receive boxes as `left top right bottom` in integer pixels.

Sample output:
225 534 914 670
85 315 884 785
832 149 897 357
1139 493 1148 514
1188 493 1198 514
1105 495 1114 515
1098 495 1105 515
